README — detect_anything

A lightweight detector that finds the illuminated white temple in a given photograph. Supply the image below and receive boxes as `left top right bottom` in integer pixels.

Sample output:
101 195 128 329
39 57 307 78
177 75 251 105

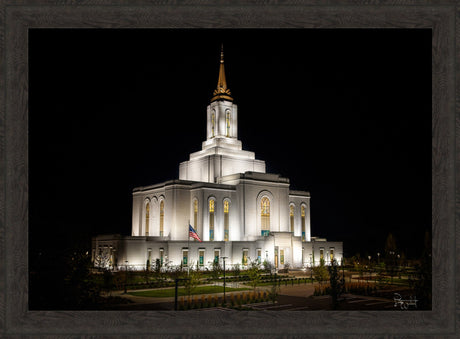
92 46 342 270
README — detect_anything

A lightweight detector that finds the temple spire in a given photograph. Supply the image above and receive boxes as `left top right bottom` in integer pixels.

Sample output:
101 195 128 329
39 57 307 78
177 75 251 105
211 44 233 102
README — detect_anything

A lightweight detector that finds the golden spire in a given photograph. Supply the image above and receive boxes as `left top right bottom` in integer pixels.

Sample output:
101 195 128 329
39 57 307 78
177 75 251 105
211 44 233 102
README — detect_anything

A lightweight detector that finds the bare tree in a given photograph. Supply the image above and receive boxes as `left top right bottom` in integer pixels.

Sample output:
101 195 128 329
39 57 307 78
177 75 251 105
94 252 111 270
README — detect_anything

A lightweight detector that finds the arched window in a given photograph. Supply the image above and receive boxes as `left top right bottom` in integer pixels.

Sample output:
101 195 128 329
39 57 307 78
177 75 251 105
261 197 270 236
289 205 294 233
209 199 215 241
160 200 164 237
226 110 231 137
301 205 306 241
211 110 215 137
145 202 150 236
224 200 229 241
193 199 198 229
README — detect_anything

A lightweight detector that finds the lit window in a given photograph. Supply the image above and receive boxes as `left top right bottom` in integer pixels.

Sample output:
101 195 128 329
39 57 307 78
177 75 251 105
209 199 215 241
301 205 306 241
160 200 164 237
224 200 229 241
289 205 294 233
145 202 150 236
214 249 220 264
320 248 324 261
193 199 198 230
280 249 284 265
330 248 334 262
226 110 231 137
199 249 205 266
211 110 215 137
261 197 270 236
182 249 188 267
242 249 248 266
257 249 261 264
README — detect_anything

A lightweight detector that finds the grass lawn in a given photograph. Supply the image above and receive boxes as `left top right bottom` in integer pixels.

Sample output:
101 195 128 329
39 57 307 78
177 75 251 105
129 285 250 298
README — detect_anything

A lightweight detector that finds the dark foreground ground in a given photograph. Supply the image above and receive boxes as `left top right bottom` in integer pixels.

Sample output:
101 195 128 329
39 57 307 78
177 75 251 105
101 284 417 311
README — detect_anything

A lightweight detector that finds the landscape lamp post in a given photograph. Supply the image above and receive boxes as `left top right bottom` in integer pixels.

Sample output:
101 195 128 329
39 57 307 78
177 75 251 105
268 232 276 273
222 256 228 306
309 254 313 283
123 260 128 294
368 256 371 281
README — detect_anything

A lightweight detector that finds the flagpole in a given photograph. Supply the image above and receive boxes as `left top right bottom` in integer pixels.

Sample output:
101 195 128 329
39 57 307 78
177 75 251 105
187 220 190 277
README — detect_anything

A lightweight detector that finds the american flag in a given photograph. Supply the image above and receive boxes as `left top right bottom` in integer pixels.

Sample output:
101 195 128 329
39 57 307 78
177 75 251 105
189 224 202 242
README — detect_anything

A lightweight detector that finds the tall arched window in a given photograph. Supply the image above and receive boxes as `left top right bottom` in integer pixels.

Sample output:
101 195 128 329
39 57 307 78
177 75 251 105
160 200 164 237
261 197 270 236
193 199 198 229
209 200 215 241
289 205 294 233
226 110 230 137
301 205 306 241
145 202 150 236
211 110 215 137
224 200 229 241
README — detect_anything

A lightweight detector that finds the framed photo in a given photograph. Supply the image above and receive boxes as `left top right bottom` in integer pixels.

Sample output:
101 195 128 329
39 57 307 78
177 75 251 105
2 3 456 337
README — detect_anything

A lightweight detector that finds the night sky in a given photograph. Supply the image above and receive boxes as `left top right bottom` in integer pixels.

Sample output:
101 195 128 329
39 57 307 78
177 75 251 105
29 29 431 262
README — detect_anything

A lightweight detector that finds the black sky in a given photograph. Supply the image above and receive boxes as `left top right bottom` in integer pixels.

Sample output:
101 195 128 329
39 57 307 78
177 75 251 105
29 29 431 261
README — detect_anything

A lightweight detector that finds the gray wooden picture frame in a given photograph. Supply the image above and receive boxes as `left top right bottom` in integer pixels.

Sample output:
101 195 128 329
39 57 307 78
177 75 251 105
0 1 456 337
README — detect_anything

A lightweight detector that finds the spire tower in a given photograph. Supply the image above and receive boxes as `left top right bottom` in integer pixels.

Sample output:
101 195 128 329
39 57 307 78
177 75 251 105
211 44 233 102
179 44 266 183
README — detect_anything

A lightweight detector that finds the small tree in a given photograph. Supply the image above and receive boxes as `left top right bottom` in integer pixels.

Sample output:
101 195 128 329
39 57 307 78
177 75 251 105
142 266 151 285
102 268 114 296
64 250 101 309
328 259 345 309
412 230 432 309
263 260 274 274
233 263 241 287
268 275 280 304
284 262 290 273
384 233 398 283
183 265 201 298
211 259 222 286
247 259 261 292
312 258 329 285
375 262 386 287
